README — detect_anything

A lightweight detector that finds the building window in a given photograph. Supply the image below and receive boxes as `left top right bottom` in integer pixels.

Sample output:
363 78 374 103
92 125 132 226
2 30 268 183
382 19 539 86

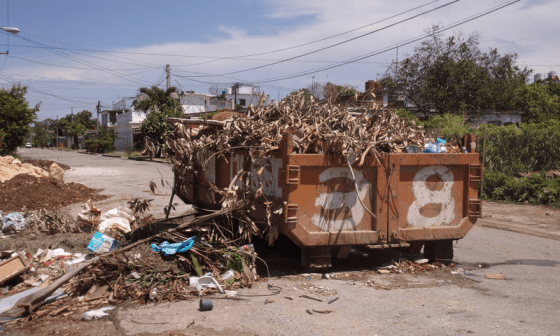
238 99 246 106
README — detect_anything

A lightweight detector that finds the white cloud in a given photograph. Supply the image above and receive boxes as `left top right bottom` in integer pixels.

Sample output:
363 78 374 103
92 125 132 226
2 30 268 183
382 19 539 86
6 0 560 118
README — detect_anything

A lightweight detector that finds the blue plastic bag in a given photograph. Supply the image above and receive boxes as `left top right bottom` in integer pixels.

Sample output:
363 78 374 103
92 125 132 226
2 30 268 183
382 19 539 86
151 236 196 256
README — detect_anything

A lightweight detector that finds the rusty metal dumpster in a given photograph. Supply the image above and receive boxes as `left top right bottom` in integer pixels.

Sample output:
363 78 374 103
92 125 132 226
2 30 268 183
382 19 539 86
177 132 482 268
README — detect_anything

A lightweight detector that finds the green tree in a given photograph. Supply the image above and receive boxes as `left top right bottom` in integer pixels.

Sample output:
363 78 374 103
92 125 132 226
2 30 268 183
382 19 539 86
516 82 560 123
136 86 183 155
59 113 90 149
134 86 182 115
31 123 49 147
0 85 39 155
381 27 530 117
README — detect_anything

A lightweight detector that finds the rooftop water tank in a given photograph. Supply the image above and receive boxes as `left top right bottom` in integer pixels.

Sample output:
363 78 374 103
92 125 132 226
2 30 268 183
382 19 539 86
534 73 543 82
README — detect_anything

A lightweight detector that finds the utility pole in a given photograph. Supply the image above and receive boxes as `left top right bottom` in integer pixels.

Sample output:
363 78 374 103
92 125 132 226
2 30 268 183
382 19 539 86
97 100 101 131
234 83 238 110
56 115 59 148
166 64 170 90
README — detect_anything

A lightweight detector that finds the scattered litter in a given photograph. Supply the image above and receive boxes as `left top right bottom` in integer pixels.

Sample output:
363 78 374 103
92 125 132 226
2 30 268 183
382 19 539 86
150 237 196 256
300 294 323 302
98 206 135 234
312 309 333 314
199 298 213 311
285 296 293 300
82 306 114 320
130 272 141 279
221 269 235 282
328 297 339 304
87 232 120 253
2 212 26 232
546 211 554 216
378 270 391 274
485 273 506 280
414 259 429 264
451 268 465 275
0 254 28 285
190 276 224 294
322 273 330 279
225 290 237 298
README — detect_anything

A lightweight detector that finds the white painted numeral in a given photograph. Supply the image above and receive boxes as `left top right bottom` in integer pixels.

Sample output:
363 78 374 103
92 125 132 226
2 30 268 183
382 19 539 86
312 168 369 232
407 166 455 227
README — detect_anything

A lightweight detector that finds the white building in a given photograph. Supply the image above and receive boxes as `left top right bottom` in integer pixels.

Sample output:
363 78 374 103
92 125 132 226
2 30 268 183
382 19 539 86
114 111 147 151
224 83 269 109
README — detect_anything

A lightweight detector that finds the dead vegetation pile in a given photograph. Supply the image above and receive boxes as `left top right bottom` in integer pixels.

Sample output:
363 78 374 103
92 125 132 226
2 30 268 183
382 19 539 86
162 92 426 243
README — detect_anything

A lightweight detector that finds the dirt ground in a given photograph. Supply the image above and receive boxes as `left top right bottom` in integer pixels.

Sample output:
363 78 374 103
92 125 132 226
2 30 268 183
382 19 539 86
0 174 109 212
478 200 560 240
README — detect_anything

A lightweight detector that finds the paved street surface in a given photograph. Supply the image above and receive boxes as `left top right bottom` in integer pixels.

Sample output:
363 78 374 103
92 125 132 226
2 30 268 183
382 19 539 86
11 148 560 335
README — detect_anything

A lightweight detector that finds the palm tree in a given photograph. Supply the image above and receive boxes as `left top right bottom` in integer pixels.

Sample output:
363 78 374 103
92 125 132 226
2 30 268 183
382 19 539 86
134 86 182 116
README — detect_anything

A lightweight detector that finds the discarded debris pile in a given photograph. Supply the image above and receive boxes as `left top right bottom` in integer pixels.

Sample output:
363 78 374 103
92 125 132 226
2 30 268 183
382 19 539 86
0 174 109 212
377 259 447 274
163 92 427 244
0 201 259 327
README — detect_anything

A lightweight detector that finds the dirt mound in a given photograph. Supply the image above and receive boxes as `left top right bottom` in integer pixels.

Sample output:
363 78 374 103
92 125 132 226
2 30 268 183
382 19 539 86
0 173 110 212
0 156 49 182
21 159 71 171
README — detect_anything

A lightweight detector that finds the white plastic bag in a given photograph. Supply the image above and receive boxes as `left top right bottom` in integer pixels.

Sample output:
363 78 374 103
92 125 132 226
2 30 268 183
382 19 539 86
97 206 134 234
2 213 26 232
82 306 114 320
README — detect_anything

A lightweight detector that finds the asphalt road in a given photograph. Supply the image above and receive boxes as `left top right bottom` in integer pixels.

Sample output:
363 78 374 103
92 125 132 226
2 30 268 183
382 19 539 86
12 148 560 336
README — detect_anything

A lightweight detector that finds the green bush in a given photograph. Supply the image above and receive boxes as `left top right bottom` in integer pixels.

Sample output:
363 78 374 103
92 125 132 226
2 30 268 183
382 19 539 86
475 121 560 176
483 171 560 205
85 139 115 153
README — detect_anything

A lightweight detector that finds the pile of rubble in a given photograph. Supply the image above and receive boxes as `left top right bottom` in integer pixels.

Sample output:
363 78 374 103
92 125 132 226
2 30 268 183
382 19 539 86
0 198 260 327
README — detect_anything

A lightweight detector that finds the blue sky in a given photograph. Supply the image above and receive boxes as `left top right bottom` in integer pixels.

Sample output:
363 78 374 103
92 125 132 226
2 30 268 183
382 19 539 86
0 0 557 121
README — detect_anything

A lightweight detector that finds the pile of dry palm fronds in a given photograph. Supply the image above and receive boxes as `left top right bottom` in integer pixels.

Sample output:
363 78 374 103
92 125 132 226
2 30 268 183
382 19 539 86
161 92 426 244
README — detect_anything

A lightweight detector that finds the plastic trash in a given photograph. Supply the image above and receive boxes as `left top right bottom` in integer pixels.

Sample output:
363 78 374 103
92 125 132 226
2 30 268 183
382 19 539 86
2 213 26 232
98 206 135 234
150 237 196 256
221 270 235 282
82 306 114 320
405 145 422 153
87 232 120 253
98 217 132 234
199 298 213 311
225 290 237 298
423 142 440 153
189 276 224 294
240 244 255 253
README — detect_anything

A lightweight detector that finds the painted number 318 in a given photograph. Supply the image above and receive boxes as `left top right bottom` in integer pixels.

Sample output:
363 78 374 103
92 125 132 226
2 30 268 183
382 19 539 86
407 166 455 228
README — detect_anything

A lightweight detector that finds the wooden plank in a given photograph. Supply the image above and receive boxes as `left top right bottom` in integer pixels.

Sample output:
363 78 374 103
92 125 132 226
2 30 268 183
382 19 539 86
484 273 506 280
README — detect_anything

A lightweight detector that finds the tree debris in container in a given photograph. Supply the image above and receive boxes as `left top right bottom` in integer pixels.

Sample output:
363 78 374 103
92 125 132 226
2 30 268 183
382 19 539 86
162 92 427 244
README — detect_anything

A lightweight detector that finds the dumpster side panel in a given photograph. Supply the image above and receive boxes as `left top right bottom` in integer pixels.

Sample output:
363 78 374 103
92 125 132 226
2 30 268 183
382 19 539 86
281 153 382 247
387 154 481 242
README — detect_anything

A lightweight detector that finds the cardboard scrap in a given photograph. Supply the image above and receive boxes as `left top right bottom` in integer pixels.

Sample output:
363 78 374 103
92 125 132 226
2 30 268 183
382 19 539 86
485 273 506 280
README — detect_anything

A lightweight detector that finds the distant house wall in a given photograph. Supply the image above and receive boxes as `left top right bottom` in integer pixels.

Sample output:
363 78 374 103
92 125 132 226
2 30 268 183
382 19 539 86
115 111 146 151
468 111 524 127
224 93 269 108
